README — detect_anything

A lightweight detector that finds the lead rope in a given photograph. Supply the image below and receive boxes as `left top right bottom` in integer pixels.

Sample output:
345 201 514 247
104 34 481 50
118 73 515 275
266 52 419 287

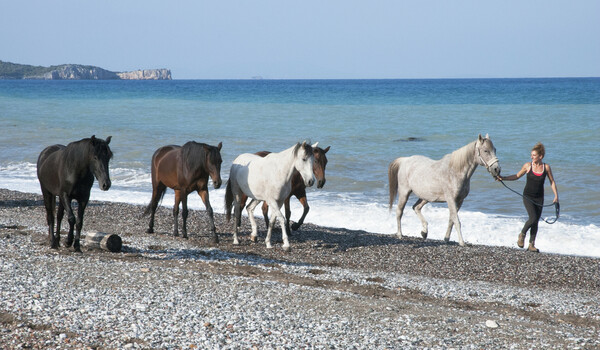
498 180 560 224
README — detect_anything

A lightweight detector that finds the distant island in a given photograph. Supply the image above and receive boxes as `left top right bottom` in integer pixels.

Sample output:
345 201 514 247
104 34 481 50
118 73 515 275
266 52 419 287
0 60 171 80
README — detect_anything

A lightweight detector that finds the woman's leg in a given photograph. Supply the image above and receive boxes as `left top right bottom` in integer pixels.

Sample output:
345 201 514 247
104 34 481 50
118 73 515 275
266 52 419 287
522 197 543 251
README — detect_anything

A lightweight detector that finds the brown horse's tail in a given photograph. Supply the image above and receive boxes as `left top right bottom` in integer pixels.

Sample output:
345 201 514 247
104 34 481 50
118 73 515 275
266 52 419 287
225 179 233 222
388 159 400 209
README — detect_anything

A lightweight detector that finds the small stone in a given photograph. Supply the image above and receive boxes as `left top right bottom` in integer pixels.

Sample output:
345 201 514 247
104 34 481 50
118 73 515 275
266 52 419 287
485 320 499 328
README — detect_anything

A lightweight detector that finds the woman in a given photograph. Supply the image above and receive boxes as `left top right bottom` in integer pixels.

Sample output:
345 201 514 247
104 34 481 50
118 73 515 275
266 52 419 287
497 142 558 252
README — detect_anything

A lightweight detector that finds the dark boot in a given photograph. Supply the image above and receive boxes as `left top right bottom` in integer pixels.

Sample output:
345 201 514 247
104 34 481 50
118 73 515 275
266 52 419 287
517 232 525 248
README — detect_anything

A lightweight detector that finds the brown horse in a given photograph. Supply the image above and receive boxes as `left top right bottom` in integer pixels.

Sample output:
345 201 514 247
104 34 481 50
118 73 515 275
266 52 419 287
144 141 223 242
37 135 113 252
240 145 329 233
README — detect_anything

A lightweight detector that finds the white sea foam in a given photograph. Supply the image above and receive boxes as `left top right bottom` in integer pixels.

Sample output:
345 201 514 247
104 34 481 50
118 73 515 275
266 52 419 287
1 163 598 259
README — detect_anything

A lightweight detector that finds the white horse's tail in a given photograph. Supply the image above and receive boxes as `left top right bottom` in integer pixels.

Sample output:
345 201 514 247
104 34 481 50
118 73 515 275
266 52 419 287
225 179 233 222
388 159 401 209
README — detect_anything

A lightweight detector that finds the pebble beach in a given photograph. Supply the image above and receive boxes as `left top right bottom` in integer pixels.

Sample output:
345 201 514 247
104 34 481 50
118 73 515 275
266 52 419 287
1 188 599 349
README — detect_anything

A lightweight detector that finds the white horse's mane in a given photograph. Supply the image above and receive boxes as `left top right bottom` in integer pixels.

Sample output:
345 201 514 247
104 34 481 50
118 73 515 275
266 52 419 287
449 140 476 172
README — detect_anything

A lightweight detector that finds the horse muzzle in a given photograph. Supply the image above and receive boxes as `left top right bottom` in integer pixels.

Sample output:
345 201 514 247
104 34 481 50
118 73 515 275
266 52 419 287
213 179 222 189
99 179 111 191
488 164 501 178
305 177 315 187
317 178 326 189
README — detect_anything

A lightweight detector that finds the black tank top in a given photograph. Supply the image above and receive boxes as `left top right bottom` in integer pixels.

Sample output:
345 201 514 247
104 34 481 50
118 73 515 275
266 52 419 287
523 163 546 198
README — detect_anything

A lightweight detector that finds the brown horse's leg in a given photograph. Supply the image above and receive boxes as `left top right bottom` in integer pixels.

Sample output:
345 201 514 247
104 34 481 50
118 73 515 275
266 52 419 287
181 193 189 239
42 190 58 249
173 190 181 236
261 202 270 229
72 198 88 252
146 183 166 234
198 189 218 243
290 194 309 232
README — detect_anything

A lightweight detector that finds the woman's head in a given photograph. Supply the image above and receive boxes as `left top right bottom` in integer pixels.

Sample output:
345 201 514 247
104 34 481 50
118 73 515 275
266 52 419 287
531 142 545 159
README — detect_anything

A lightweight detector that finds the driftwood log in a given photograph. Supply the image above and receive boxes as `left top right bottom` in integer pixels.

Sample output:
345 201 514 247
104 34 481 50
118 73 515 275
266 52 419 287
84 231 122 253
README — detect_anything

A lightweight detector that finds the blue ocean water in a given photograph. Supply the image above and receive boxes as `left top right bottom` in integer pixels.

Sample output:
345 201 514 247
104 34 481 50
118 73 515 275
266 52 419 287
1 79 599 257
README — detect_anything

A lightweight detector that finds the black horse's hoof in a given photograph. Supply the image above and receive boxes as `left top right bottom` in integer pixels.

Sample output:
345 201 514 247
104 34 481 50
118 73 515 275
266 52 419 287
146 228 154 234
291 223 301 231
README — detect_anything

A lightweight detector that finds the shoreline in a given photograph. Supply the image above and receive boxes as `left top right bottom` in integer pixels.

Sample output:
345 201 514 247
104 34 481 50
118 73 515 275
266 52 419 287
1 188 599 348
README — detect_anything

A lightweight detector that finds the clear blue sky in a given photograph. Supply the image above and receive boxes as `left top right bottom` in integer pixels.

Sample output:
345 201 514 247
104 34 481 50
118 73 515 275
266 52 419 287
2 0 599 79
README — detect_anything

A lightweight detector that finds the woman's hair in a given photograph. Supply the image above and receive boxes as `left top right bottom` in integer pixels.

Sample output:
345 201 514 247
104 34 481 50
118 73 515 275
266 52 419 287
532 142 545 157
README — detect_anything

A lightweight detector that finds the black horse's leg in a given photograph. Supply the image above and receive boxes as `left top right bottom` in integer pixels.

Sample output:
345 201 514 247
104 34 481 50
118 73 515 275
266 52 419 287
60 194 76 249
173 190 181 236
181 193 189 239
57 200 65 246
146 183 166 234
73 199 88 252
42 190 58 249
199 189 218 243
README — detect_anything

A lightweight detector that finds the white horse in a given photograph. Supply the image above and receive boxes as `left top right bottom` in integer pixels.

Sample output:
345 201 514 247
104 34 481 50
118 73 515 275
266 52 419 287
225 141 316 250
388 134 500 246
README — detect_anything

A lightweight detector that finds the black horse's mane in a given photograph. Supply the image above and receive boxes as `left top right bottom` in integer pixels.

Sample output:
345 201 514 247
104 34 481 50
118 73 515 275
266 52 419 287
62 137 112 168
181 141 220 173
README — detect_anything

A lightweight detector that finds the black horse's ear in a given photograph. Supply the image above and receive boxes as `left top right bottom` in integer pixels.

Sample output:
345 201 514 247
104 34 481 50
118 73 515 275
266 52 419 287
106 136 112 145
217 142 222 151
91 135 96 142
323 146 331 153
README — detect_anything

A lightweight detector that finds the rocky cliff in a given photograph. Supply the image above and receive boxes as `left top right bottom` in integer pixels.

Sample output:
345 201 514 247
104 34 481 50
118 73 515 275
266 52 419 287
0 61 172 80
116 69 171 80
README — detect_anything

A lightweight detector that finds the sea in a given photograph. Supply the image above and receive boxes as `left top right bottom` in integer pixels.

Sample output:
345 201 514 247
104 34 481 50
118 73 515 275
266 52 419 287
1 78 599 258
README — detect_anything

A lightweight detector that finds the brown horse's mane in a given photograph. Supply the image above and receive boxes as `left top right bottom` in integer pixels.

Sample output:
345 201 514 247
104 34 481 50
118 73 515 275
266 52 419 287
181 141 219 173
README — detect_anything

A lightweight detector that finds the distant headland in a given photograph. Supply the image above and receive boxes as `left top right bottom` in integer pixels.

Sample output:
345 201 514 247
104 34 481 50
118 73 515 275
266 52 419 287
0 60 172 80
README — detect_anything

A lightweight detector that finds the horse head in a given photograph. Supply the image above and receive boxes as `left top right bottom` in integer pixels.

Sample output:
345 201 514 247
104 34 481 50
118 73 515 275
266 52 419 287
205 142 223 189
313 145 330 188
293 141 315 187
89 135 113 191
476 134 500 178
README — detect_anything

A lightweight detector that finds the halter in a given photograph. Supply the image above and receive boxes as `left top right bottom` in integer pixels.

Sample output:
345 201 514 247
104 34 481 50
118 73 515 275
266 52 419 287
476 142 499 173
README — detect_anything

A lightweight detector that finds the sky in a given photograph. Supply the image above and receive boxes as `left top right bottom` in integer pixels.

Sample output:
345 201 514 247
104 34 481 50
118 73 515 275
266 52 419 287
1 0 599 79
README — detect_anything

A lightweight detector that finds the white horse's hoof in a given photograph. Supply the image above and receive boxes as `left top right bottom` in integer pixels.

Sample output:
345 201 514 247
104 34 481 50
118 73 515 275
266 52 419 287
250 235 257 243
421 231 428 239
444 237 450 243
396 233 403 239
266 244 273 249
233 239 240 245
282 245 291 252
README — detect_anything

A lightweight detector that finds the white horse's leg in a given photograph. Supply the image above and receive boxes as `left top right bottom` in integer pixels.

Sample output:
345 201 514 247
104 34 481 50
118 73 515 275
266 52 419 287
446 199 465 246
412 198 429 239
395 191 410 238
233 194 242 245
265 213 276 249
266 200 289 250
246 199 260 242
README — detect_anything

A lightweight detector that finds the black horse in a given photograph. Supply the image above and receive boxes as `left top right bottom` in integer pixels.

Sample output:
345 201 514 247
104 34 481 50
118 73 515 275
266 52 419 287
37 136 113 252
144 141 223 241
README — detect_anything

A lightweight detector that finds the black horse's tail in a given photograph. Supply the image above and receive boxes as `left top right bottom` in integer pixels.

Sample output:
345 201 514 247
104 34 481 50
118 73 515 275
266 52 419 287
388 159 400 209
225 179 233 222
